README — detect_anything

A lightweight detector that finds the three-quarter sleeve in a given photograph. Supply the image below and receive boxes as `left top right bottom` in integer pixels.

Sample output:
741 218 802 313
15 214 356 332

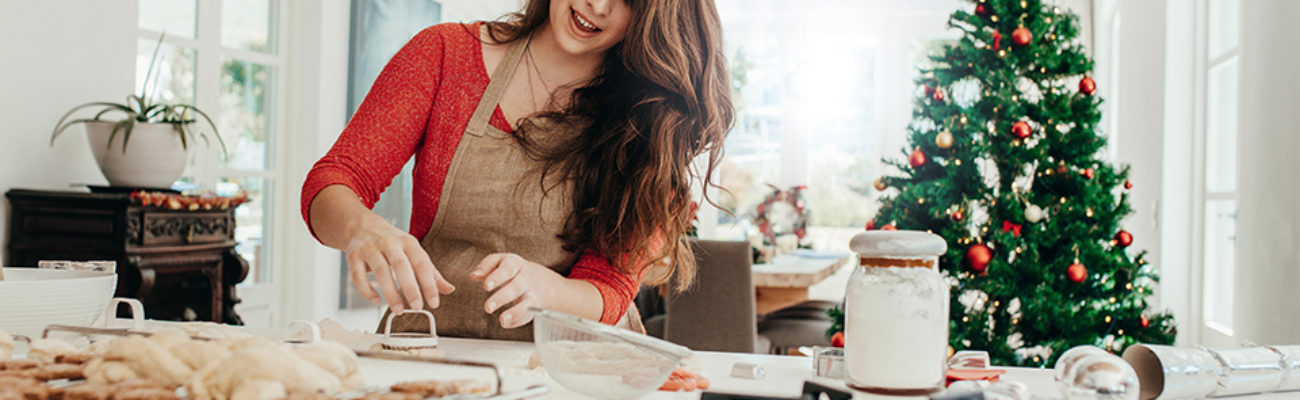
567 232 667 325
300 26 448 241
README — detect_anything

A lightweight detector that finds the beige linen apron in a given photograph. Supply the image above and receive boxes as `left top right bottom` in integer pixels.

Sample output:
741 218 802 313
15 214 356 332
381 36 640 341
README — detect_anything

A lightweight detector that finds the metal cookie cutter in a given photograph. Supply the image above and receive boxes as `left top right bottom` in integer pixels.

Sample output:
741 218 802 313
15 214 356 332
381 309 439 350
812 347 845 379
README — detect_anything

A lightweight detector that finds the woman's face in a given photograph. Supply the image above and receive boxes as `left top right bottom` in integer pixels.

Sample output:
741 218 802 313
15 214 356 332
546 0 633 57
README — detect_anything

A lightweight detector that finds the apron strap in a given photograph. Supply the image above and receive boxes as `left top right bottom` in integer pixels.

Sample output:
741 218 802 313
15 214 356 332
466 35 531 136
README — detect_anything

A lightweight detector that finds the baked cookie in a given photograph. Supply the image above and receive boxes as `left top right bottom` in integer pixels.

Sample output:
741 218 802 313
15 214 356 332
54 352 96 365
0 359 45 371
282 394 333 400
28 339 78 363
109 388 180 400
390 379 491 397
116 379 170 391
356 393 421 400
58 383 114 400
0 329 13 361
35 363 85 381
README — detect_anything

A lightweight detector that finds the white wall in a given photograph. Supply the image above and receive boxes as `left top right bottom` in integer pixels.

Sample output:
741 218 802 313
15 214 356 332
441 0 525 23
0 1 137 259
1093 0 1171 317
277 0 353 324
1234 0 1300 345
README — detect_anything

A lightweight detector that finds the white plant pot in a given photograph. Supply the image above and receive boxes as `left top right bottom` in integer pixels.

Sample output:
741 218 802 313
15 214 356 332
84 121 190 188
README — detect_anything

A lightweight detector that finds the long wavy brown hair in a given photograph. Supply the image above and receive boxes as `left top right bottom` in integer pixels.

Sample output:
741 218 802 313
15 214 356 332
480 0 732 290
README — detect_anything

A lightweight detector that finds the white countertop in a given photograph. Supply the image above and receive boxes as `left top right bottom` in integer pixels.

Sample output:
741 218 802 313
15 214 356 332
427 337 1299 400
82 319 1298 400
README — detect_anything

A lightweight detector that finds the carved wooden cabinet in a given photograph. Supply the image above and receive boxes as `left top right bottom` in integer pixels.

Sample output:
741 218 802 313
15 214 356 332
5 189 247 324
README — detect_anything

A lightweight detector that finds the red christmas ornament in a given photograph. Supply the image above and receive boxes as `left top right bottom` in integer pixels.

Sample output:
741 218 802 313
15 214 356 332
953 210 965 221
909 147 927 168
1124 180 1133 189
924 85 936 97
1067 262 1087 283
1012 27 1032 46
1082 168 1095 179
881 224 898 231
992 31 1003 51
1011 121 1032 139
1079 76 1097 95
966 244 993 273
975 3 989 16
933 89 946 102
865 220 876 230
1141 316 1151 328
831 331 845 348
1115 230 1133 247
1001 221 1022 237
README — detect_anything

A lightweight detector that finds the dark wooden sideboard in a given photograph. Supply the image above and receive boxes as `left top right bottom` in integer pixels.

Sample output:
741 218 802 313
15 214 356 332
5 189 247 324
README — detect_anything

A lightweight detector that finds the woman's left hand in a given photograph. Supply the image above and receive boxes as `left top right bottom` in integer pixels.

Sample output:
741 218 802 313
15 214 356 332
470 253 568 328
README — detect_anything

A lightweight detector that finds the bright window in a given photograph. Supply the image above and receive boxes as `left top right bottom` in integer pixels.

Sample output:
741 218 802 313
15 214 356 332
135 0 285 289
712 0 956 251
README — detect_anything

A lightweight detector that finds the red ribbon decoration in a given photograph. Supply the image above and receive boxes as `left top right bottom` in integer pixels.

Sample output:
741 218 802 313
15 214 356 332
1001 220 1022 237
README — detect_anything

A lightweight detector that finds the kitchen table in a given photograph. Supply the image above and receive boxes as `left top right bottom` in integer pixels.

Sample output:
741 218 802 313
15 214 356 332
751 253 851 315
81 319 1296 399
410 337 1300 399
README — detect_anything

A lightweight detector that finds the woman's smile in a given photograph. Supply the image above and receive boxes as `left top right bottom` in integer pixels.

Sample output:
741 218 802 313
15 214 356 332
546 0 631 57
570 7 602 37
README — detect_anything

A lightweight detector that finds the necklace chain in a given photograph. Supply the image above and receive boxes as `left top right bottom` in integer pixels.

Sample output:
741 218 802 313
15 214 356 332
525 45 554 113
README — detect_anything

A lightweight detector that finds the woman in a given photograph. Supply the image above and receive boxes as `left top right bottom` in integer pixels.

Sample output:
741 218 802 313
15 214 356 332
302 0 732 340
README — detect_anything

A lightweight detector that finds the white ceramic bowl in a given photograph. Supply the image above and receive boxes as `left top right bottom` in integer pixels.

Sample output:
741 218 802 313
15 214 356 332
531 308 691 399
0 268 117 337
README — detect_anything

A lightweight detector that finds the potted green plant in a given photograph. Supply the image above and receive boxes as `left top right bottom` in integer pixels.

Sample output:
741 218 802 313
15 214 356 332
50 33 224 189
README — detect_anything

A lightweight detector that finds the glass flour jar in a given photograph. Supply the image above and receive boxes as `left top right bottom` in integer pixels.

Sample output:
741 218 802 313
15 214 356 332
844 230 949 394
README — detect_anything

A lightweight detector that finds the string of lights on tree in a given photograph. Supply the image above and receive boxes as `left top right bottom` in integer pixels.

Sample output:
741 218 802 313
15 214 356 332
859 0 1176 367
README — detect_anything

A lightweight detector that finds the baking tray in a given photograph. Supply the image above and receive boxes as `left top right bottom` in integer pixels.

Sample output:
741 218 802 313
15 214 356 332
39 324 550 400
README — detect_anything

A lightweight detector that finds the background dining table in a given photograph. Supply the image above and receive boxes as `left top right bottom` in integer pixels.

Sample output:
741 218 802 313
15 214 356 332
751 252 851 315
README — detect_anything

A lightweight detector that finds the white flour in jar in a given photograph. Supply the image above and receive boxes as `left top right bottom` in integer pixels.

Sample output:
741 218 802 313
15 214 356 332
844 264 948 390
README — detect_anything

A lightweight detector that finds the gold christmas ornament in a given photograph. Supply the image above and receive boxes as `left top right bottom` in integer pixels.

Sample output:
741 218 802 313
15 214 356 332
873 178 888 191
936 130 954 149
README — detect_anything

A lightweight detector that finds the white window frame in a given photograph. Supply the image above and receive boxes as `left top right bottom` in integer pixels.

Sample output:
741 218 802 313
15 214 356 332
1193 0 1239 346
136 0 291 327
1160 0 1239 347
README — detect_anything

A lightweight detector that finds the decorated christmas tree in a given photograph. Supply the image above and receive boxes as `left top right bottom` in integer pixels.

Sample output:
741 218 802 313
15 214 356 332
867 0 1176 366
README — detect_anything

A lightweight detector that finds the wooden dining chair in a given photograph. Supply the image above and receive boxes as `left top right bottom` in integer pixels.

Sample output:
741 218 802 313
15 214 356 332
653 239 764 353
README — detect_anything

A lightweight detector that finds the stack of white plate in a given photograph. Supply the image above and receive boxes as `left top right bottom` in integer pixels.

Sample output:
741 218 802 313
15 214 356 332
0 267 116 337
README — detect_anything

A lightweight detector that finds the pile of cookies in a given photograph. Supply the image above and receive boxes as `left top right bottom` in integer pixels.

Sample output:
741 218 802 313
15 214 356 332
0 328 495 400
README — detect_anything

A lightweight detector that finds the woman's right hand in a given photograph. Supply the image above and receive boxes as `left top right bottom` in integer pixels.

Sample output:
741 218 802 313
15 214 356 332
343 212 455 313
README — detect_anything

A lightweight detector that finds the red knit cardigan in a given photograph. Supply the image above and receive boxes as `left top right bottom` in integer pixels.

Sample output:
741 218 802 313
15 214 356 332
301 22 640 325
